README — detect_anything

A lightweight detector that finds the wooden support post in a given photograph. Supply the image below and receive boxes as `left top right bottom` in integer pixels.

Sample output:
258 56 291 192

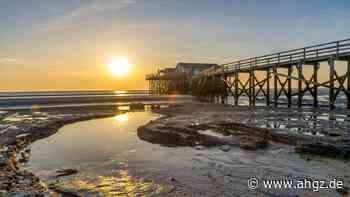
348 61 350 109
164 80 166 94
329 57 335 109
287 65 292 107
156 80 158 94
222 75 227 104
313 63 319 107
298 63 303 107
266 68 270 106
274 66 278 106
213 76 216 103
248 71 252 106
234 72 239 106
158 80 161 95
161 80 163 94
160 80 163 95
251 70 256 106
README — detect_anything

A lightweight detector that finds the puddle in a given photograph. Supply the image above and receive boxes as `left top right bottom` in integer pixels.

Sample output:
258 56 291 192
25 111 350 196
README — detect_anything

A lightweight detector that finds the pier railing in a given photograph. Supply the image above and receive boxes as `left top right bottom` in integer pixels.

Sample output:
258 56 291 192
222 38 350 73
146 38 350 109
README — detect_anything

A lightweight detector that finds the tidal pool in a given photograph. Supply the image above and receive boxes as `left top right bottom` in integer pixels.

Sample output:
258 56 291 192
27 111 350 196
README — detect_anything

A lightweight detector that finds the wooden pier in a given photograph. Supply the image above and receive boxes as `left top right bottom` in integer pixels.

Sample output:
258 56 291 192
147 39 350 109
146 71 189 94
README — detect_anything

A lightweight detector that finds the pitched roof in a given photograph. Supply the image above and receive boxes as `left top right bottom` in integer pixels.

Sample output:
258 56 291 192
176 62 218 69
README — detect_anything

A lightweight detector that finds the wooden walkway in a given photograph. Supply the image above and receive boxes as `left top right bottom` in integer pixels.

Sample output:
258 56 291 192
146 39 350 109
194 39 350 109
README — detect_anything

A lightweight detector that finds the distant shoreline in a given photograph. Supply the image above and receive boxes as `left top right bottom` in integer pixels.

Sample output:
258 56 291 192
0 94 195 110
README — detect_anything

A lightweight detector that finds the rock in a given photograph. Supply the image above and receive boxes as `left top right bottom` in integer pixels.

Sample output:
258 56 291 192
328 132 341 137
7 192 30 197
0 126 20 135
195 146 204 150
169 177 179 183
336 186 349 195
238 136 269 151
19 152 30 163
56 168 79 177
295 142 350 159
48 183 81 197
0 190 6 196
137 125 197 147
220 145 231 152
15 133 29 139
239 141 258 151
0 157 8 167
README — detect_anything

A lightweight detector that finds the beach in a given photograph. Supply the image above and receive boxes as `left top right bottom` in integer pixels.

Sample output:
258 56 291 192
0 98 349 196
3 1 350 196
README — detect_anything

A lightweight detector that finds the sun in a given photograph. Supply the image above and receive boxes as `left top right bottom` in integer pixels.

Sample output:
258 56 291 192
107 57 131 77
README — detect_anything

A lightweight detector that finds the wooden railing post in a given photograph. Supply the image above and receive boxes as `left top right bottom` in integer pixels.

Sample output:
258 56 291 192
313 63 319 107
251 68 255 106
274 66 278 106
298 62 303 107
234 72 239 106
336 41 340 57
249 63 253 106
287 65 292 107
329 57 335 109
347 61 350 109
266 68 270 106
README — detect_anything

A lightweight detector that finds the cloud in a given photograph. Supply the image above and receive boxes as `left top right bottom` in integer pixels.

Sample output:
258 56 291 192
0 58 22 64
37 0 136 32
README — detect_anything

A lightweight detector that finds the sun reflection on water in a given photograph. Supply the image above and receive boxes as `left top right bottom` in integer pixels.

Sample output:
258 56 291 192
67 170 165 196
114 113 129 122
114 90 126 94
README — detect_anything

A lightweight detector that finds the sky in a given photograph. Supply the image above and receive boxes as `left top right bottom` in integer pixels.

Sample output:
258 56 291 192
1 0 350 91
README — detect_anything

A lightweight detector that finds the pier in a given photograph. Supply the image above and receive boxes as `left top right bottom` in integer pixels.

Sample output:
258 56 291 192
146 39 350 109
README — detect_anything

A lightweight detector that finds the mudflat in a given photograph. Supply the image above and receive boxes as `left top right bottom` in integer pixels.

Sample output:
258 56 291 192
1 102 350 196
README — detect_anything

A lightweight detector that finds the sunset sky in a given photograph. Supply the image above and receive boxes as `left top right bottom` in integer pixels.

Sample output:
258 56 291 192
1 0 350 91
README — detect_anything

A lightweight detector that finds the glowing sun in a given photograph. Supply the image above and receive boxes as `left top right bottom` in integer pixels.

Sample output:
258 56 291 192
107 57 131 77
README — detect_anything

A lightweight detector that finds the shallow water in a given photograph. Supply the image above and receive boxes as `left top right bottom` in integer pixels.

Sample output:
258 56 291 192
27 112 350 196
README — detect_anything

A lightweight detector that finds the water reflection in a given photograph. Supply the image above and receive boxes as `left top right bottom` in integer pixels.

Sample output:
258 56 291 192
28 112 168 196
235 107 350 137
118 106 130 111
67 170 164 196
27 111 350 196
114 113 129 123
